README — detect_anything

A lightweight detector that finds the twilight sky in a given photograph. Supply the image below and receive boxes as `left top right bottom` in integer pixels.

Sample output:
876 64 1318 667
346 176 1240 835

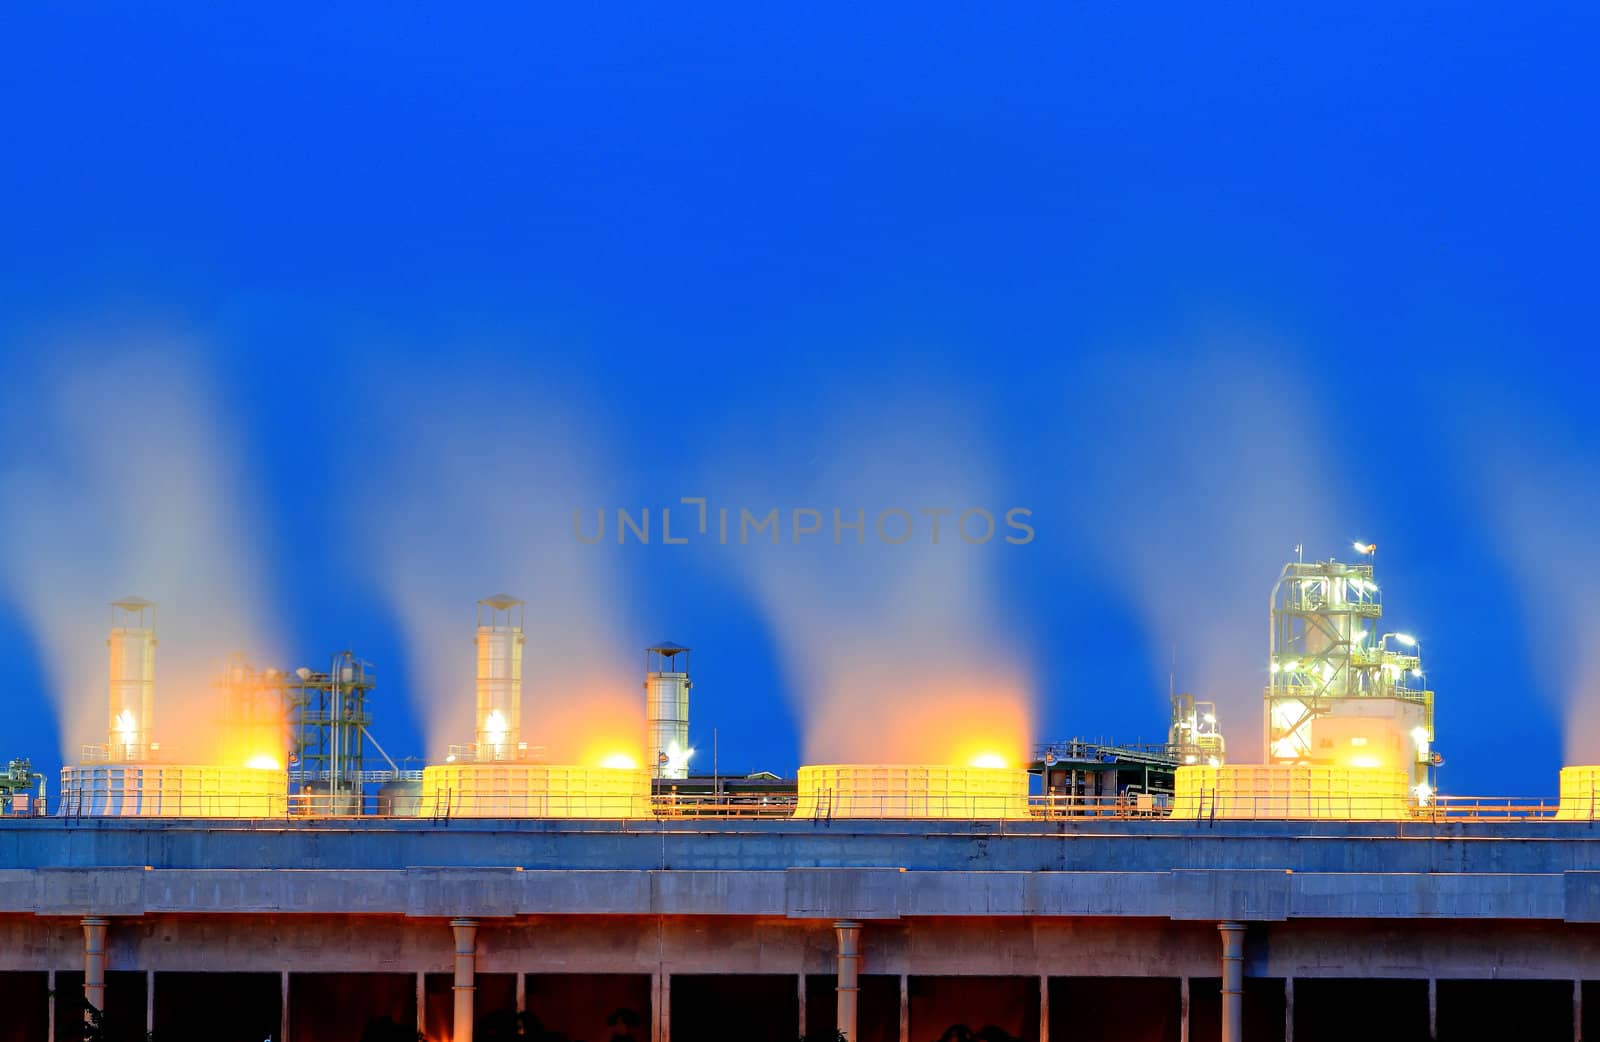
2 4 1598 795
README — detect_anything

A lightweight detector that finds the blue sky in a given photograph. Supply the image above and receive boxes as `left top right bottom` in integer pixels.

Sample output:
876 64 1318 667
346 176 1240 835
2 5 1598 794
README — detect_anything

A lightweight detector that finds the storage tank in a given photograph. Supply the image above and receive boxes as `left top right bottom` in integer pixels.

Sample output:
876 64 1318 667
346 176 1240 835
645 643 692 779
376 778 423 816
420 763 649 818
1556 766 1600 820
795 763 1030 819
1171 763 1410 820
60 763 288 817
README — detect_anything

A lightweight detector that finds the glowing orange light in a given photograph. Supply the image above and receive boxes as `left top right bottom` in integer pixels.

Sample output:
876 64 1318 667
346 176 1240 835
245 754 280 771
970 753 1007 769
599 753 639 770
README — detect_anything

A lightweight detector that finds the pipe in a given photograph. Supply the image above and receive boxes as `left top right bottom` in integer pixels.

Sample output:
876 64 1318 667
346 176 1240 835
33 773 45 815
452 918 478 1042
1219 921 1245 1042
81 917 109 1023
835 920 862 1042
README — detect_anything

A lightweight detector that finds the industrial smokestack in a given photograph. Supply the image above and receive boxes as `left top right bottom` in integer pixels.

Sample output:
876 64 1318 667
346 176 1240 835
473 595 525 762
645 643 692 779
107 598 156 762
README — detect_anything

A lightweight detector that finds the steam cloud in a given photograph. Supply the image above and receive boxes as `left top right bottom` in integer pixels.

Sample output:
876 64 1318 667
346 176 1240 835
1057 347 1344 759
0 338 282 766
707 390 1035 766
354 366 641 764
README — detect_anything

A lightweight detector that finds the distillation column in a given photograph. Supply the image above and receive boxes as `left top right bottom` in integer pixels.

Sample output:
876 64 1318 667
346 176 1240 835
107 599 156 762
473 595 525 762
645 643 692 779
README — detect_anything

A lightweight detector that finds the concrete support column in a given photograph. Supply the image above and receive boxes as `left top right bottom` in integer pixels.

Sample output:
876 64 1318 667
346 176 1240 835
835 920 862 1042
652 973 670 1042
1039 975 1049 1042
899 974 909 1042
1574 979 1582 1042
1218 921 1245 1042
47 969 56 1042
146 970 154 1036
1285 977 1294 1042
797 974 807 1039
81 917 109 1023
415 971 426 1039
281 970 290 1042
1428 978 1437 1041
452 918 479 1042
1180 975 1190 1042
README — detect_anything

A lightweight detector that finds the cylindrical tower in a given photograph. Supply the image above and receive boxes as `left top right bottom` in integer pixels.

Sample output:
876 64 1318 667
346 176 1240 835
107 598 156 762
645 643 692 779
473 595 525 762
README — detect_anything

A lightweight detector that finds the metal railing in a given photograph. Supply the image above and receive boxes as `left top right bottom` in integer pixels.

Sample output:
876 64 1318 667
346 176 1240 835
35 790 1597 823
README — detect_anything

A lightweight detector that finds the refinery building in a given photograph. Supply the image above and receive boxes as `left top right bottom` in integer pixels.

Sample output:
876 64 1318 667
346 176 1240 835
4 553 1600 1042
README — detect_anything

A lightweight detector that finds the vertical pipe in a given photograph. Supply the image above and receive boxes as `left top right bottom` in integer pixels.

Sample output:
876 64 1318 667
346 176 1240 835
146 969 154 1037
281 969 290 1042
797 974 807 1040
899 973 909 1042
1218 921 1245 1042
1039 975 1049 1042
1574 978 1582 1042
452 919 479 1042
651 973 663 1042
517 972 526 1018
1428 977 1437 1041
660 973 671 1042
81 917 108 1025
415 971 426 1039
1180 975 1190 1042
47 968 55 1042
835 921 861 1042
1285 977 1294 1042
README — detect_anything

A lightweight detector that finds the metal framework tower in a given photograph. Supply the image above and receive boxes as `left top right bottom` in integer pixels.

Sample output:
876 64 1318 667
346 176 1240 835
289 651 381 795
1170 693 1226 766
1265 556 1434 794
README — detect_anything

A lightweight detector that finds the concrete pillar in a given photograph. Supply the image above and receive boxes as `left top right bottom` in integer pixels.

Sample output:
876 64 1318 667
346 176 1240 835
1285 976 1295 1042
281 970 290 1042
1180 975 1190 1042
415 971 426 1038
146 970 154 1036
452 918 479 1042
1428 978 1437 1041
81 917 109 1023
659 973 671 1042
1575 979 1583 1042
1039 974 1049 1042
517 972 526 1018
899 973 909 1042
797 974 807 1039
1218 921 1245 1042
47 969 55 1042
835 920 862 1042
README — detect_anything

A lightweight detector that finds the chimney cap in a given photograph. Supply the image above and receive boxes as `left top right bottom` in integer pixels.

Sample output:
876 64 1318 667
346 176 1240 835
111 596 154 610
478 594 524 610
648 641 690 655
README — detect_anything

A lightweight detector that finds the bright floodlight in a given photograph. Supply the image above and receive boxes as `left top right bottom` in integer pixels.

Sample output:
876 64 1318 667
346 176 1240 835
1353 541 1375 555
1393 633 1417 647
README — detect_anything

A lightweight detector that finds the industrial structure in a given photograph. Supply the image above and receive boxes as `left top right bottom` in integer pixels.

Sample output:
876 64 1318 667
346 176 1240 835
57 598 289 817
420 595 651 817
13 554 1600 1041
645 642 693 780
